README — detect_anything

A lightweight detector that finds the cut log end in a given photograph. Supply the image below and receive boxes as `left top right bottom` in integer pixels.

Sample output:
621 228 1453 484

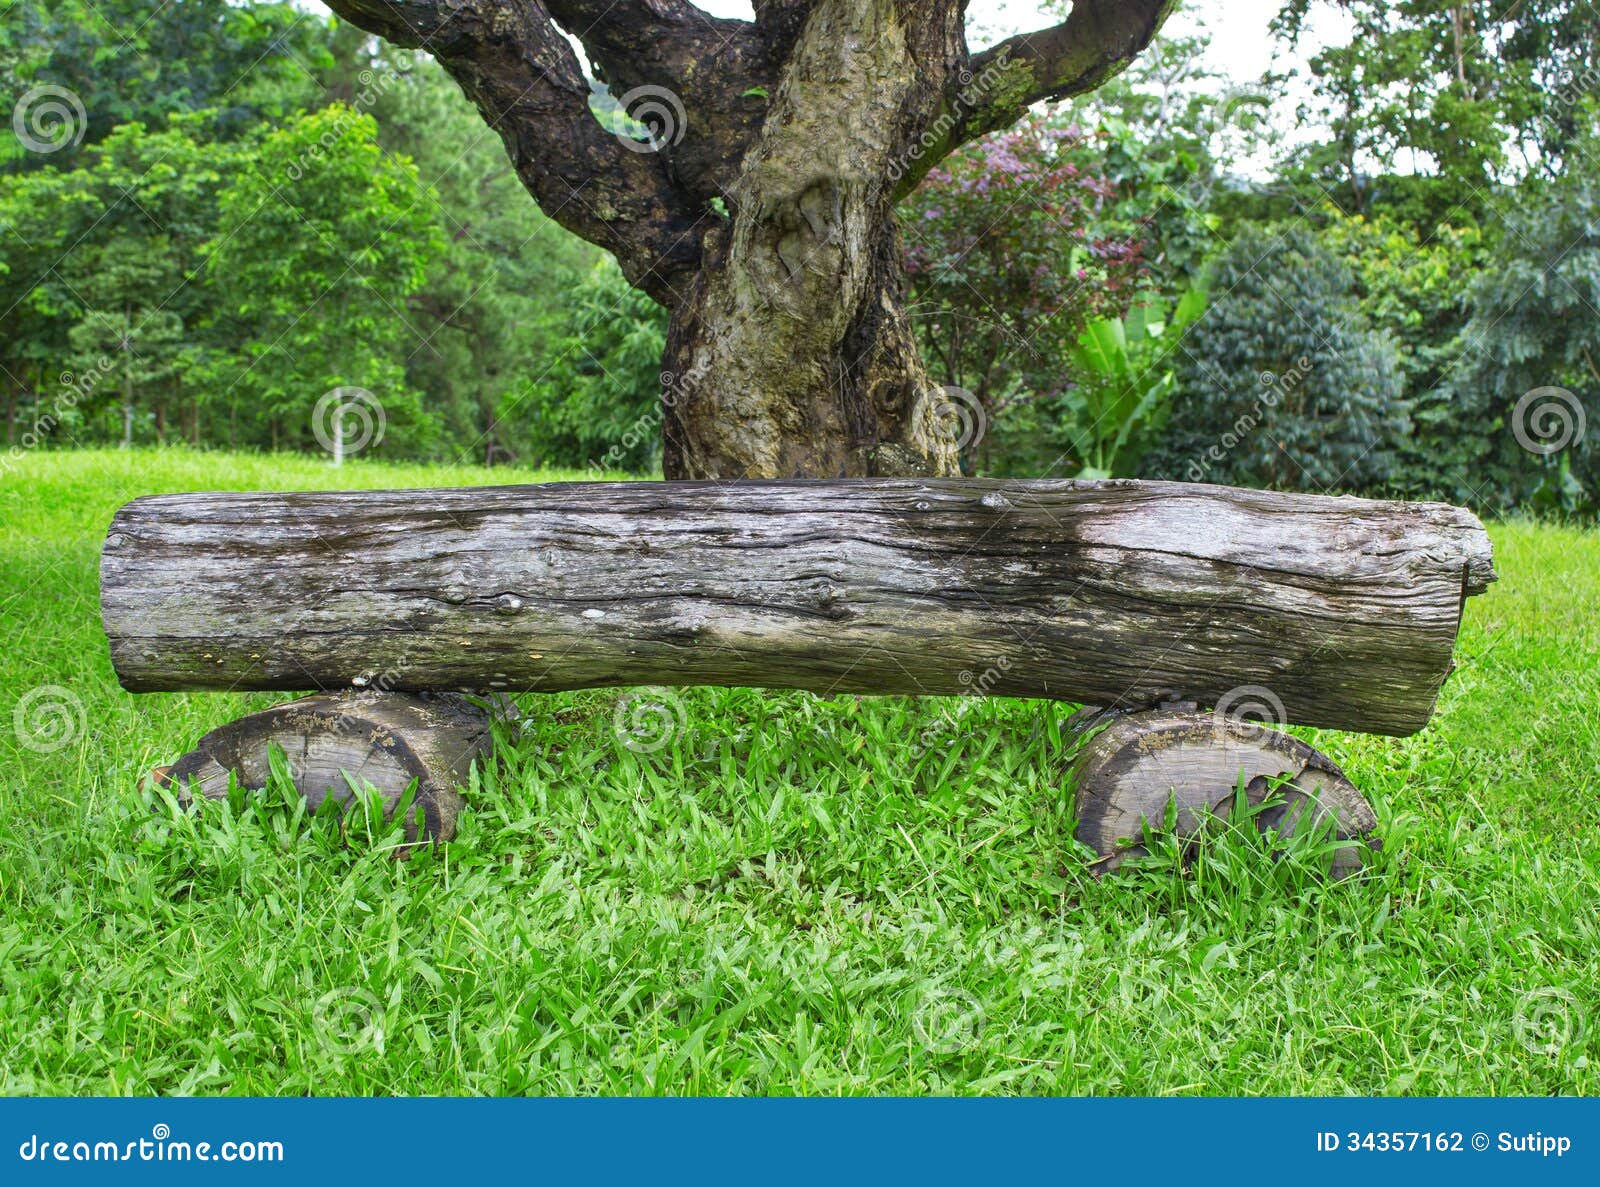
151 691 504 843
1068 706 1379 879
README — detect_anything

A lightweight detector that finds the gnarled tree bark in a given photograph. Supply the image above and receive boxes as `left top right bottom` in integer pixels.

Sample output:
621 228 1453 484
321 0 1178 479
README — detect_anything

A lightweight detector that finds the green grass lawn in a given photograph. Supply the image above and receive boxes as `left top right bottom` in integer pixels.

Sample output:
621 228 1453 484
2 447 1597 1095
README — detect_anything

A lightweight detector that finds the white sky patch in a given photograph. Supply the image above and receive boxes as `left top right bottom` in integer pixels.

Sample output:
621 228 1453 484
298 0 1331 84
691 0 1343 86
301 0 1355 175
692 0 1356 177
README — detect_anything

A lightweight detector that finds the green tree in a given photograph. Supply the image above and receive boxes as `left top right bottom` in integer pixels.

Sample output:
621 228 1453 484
69 116 242 442
1320 209 1486 499
901 114 1150 473
1453 171 1600 512
0 0 327 172
1 113 237 445
67 307 184 446
514 258 668 473
0 10 636 461
62 230 186 445
1056 16 1273 279
1145 224 1408 493
0 167 81 442
331 45 599 466
206 105 445 455
1273 1 1600 215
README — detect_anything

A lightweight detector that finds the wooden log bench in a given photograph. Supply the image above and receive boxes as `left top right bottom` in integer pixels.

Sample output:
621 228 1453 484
101 477 1495 870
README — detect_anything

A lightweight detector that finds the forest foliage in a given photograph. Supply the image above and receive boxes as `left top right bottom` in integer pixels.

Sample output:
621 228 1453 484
2 0 1596 513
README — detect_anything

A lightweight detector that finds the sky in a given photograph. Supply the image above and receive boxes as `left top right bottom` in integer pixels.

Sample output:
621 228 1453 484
302 0 1346 93
687 0 1350 92
682 0 1357 173
303 0 1352 170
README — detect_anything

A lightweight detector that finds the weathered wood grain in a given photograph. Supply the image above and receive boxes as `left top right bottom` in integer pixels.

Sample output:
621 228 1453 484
1068 705 1379 878
151 691 499 842
101 478 1495 736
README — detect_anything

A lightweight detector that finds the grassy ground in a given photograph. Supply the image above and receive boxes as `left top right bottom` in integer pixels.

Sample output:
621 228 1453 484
2 447 1596 1095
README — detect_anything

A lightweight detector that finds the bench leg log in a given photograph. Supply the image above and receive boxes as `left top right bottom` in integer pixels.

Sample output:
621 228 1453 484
151 691 504 842
1068 705 1379 878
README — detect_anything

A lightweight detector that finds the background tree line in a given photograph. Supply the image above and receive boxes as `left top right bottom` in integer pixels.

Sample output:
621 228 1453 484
1 0 656 472
2 0 1597 512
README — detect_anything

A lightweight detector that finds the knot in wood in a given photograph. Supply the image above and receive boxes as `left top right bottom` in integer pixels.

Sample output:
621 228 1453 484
441 568 471 604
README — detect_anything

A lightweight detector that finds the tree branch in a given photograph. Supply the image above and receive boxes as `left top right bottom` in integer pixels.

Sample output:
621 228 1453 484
974 0 1179 115
542 1 777 205
324 0 705 303
895 0 1178 197
751 0 815 54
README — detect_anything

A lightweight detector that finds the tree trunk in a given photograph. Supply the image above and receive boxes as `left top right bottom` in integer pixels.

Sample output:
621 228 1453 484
318 0 1179 481
101 478 1496 737
660 0 963 480
120 315 134 448
663 220 955 479
121 374 133 449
